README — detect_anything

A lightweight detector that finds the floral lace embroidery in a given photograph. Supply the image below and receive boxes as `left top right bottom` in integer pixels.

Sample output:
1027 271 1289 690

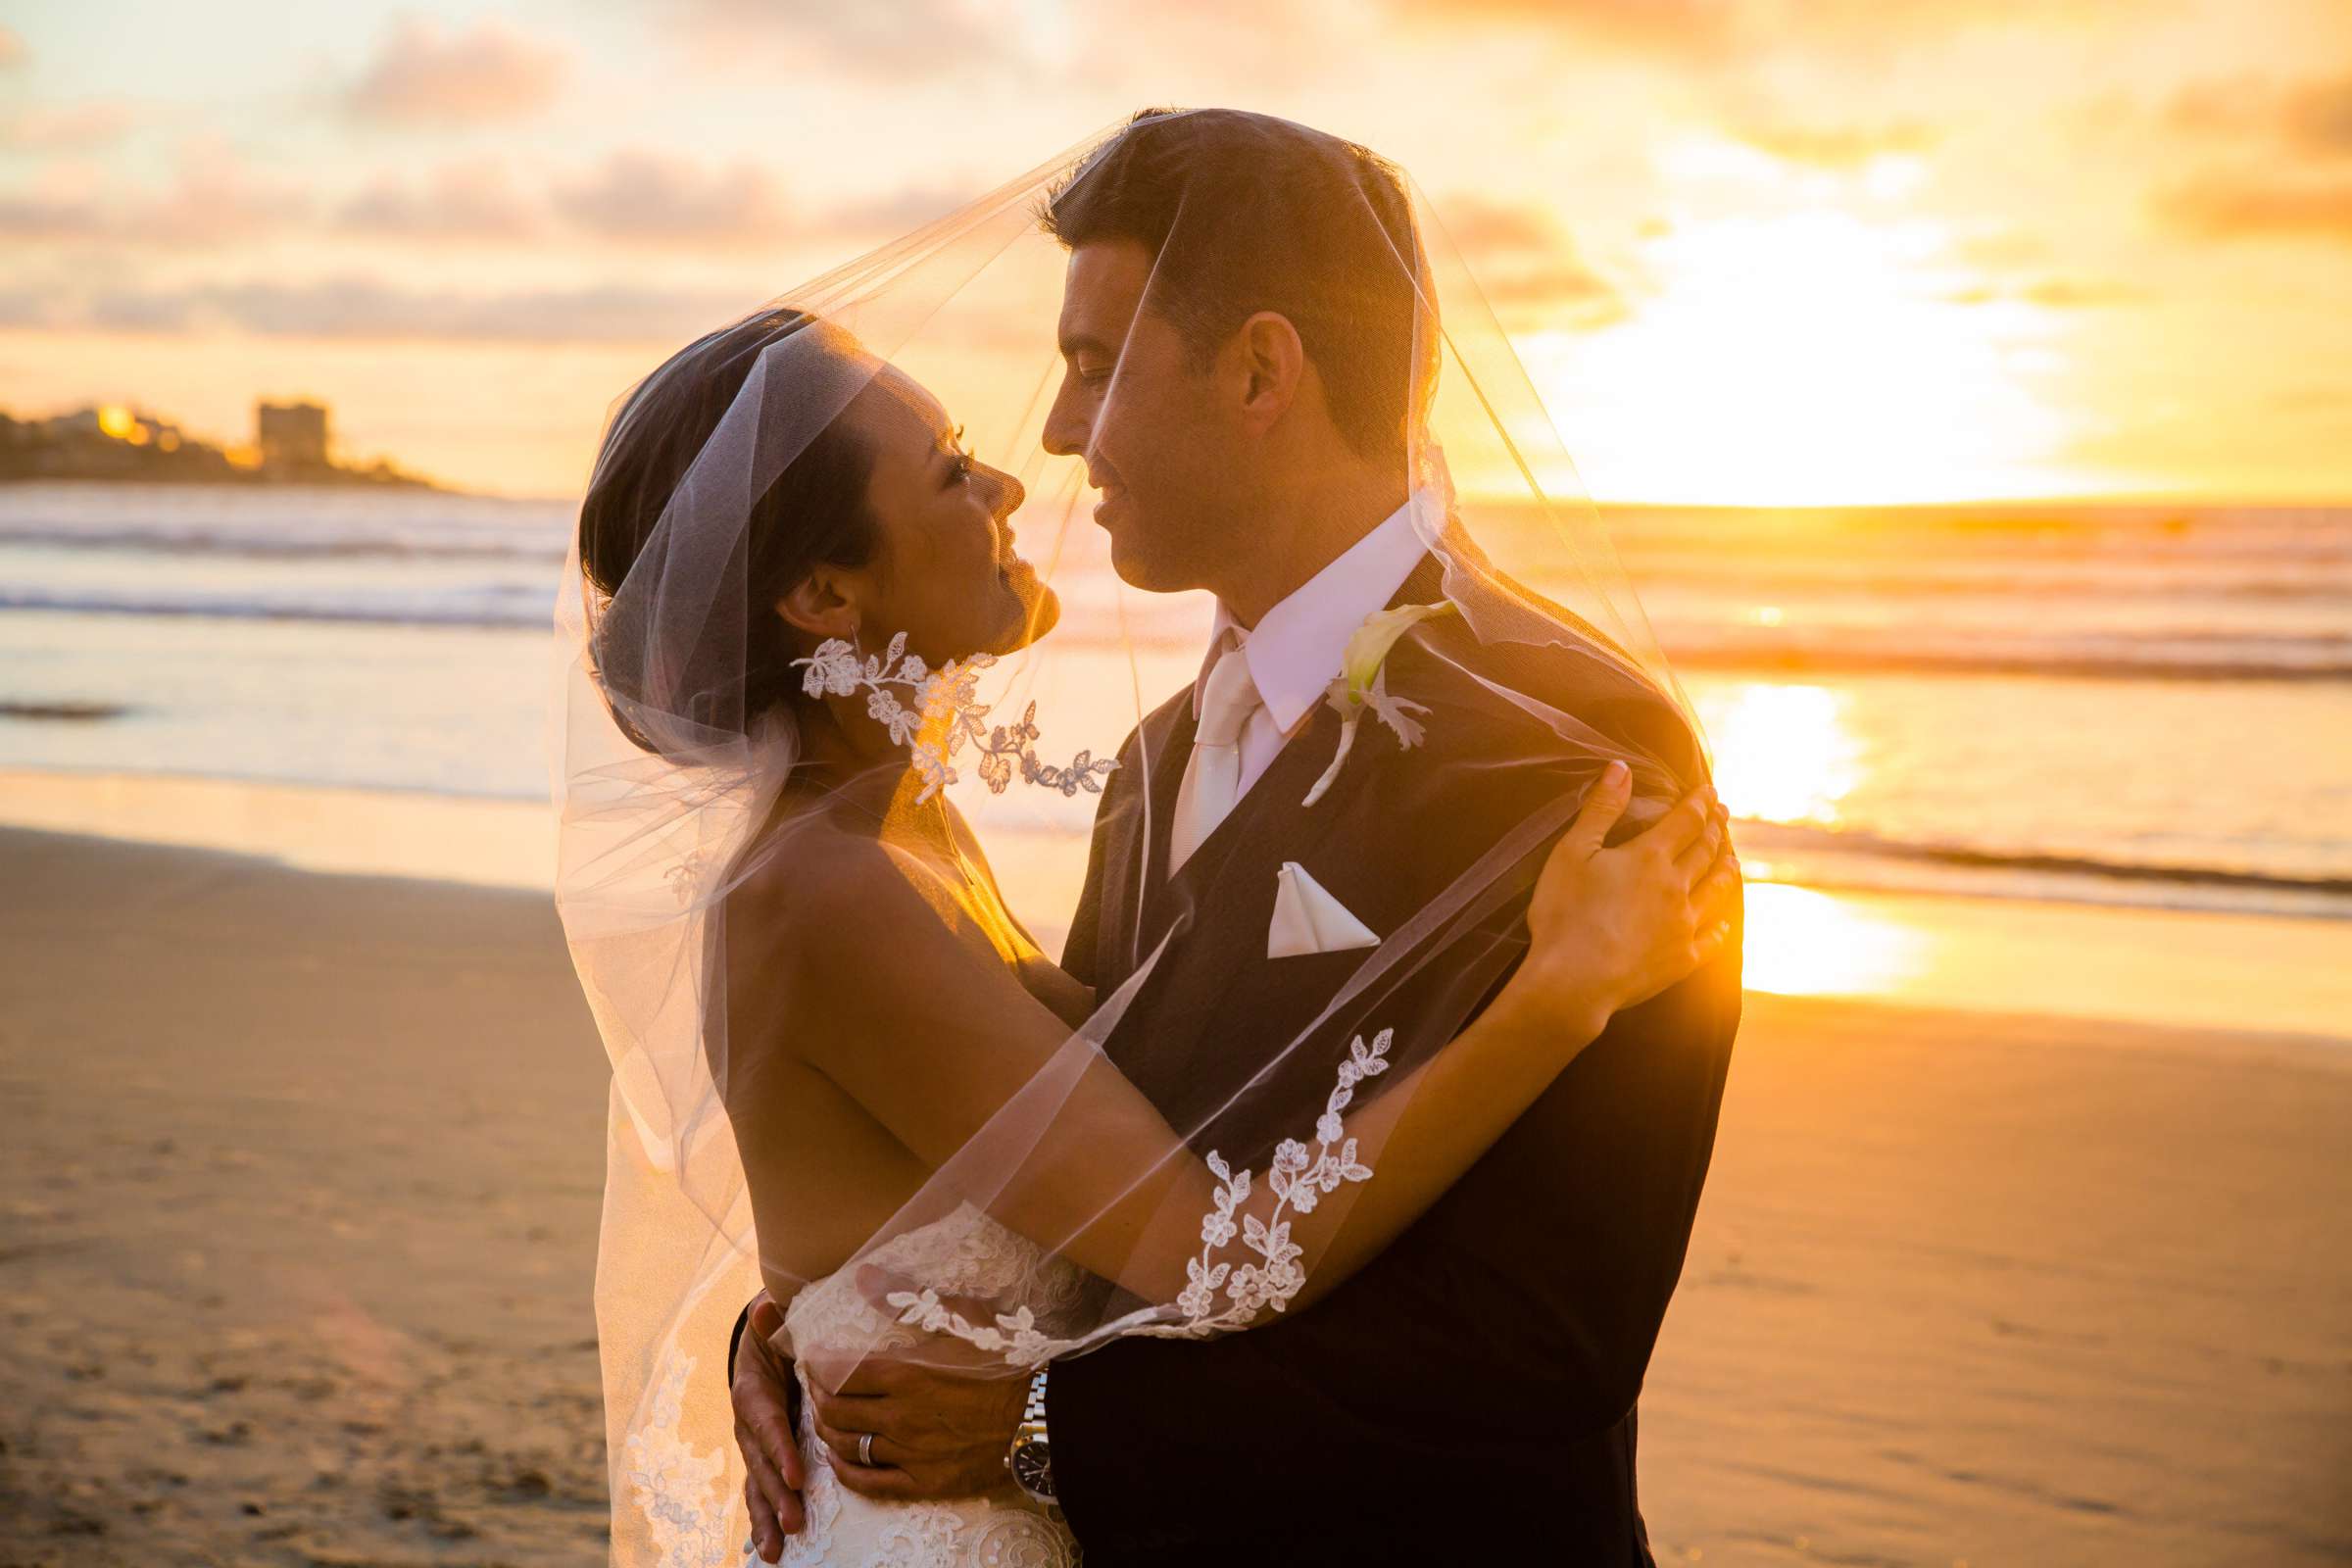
795 633 1119 804
888 1029 1394 1363
772 1371 844 1567
873 1503 973 1564
774 1209 1080 1568
768 1372 1073 1568
625 1350 734 1568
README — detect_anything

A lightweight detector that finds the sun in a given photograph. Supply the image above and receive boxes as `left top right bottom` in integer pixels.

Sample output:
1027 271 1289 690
1693 682 1862 826
1516 144 2087 506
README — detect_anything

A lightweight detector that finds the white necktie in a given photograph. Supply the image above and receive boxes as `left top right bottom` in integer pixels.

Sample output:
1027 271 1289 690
1168 639 1264 875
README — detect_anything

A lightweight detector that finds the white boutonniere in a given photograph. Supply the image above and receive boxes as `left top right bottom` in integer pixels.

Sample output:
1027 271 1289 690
1301 600 1458 807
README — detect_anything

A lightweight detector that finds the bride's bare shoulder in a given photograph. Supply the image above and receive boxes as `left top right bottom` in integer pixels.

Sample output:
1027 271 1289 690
725 807 960 964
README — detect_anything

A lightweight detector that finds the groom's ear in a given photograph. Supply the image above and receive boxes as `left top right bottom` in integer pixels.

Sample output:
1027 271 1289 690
775 570 860 643
1229 311 1305 433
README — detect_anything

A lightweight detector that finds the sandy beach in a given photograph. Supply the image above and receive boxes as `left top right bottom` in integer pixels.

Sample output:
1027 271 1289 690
2 826 2347 1566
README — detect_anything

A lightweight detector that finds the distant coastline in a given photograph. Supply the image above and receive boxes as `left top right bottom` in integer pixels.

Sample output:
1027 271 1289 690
0 400 441 490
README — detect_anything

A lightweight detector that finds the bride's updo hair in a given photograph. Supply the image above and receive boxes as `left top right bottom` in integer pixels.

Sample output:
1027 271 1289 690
577 309 880 749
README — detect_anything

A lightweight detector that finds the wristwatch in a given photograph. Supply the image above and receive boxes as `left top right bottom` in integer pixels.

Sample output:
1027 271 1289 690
1004 1367 1055 1506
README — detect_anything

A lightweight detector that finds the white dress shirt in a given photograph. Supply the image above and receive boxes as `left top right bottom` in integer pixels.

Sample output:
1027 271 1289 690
1193 494 1432 802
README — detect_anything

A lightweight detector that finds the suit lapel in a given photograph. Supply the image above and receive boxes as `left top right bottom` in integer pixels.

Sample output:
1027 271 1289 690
1102 551 1457 1095
1116 694 1381 1112
1094 692 1192 988
1147 700 1345 934
1140 552 1449 940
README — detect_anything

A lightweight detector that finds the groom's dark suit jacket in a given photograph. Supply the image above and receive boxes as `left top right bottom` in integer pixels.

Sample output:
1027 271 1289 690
1045 553 1744 1567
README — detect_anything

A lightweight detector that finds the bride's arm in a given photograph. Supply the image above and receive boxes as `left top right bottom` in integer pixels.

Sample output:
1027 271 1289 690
1010 953 1096 1029
739 764 1731 1315
1125 762 1736 1315
938 801 1097 1027
730 832 1203 1292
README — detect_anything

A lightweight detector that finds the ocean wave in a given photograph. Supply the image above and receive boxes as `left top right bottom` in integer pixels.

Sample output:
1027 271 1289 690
1737 819 2352 914
0 585 556 630
11 524 2347 599
7 585 2350 679
1663 637 2352 681
1621 557 2352 603
0 523 568 564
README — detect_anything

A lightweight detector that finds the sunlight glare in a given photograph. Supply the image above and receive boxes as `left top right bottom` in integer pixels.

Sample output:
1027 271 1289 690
1740 882 1926 998
1697 683 1861 824
1524 163 2083 504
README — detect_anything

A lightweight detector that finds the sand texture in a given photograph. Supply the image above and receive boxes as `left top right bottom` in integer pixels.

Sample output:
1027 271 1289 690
1 829 2346 1565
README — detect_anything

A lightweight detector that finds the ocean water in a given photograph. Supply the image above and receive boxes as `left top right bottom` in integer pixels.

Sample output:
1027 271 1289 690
2 481 2347 921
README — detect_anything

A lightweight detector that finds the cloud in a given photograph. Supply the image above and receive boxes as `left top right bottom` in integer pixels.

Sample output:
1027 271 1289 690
1952 226 2050 270
1727 118 1938 169
1381 0 2112 65
2163 73 2271 138
668 0 1015 78
335 158 546 241
76 277 753 344
1942 221 2135 311
0 286 56 327
2013 277 2134 308
350 150 955 250
0 25 24 70
1385 0 1742 58
1060 0 1363 85
141 145 313 244
2267 383 2352 416
0 195 107 243
2156 170 2352 245
1943 276 2135 308
0 142 309 246
2283 72 2352 156
830 182 985 239
1435 194 1629 325
344 15 569 126
1438 194 1565 255
552 149 801 247
2166 69 2352 158
4 137 972 259
1480 260 1628 321
0 101 141 152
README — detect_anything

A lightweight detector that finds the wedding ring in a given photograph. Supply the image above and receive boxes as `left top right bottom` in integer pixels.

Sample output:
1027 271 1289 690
857 1431 876 1467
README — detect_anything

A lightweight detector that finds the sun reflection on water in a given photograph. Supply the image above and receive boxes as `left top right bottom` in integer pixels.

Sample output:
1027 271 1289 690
1739 882 1926 998
1692 681 1913 996
1697 682 1862 824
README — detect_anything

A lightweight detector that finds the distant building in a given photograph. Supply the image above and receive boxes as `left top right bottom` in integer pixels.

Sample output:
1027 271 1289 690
256 400 330 469
0 397 430 488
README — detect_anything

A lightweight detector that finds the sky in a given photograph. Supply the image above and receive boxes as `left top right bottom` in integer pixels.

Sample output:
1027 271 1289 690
2 0 2349 503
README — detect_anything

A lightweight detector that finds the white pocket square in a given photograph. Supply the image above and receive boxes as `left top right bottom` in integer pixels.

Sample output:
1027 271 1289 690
1268 860 1379 959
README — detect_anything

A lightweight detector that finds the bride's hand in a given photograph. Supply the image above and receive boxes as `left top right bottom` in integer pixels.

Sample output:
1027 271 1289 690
1503 761 1739 1033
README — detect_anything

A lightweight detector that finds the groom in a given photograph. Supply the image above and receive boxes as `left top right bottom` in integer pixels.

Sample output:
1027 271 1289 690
732 109 1742 1564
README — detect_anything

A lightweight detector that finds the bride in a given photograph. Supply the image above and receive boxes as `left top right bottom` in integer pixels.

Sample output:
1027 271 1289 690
557 111 1738 1567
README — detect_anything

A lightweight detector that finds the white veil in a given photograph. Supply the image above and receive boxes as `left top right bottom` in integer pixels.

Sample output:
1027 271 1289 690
552 109 1709 1566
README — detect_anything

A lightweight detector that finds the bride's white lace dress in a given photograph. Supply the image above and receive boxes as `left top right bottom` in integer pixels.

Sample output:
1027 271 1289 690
754 1201 1086 1567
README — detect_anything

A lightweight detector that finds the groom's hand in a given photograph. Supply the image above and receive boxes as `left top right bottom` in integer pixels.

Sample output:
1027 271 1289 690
732 1293 807 1563
808 1359 1027 1502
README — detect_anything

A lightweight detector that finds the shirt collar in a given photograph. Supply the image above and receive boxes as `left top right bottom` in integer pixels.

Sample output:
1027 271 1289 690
1195 492 1434 734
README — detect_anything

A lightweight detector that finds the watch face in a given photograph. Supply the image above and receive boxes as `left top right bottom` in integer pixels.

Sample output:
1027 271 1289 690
1009 1442 1053 1495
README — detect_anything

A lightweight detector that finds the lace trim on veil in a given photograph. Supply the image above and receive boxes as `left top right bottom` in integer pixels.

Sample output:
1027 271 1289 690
886 1029 1395 1364
794 633 1119 803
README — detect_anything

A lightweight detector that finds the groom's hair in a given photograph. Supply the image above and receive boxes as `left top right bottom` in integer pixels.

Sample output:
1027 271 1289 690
1042 108 1433 463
